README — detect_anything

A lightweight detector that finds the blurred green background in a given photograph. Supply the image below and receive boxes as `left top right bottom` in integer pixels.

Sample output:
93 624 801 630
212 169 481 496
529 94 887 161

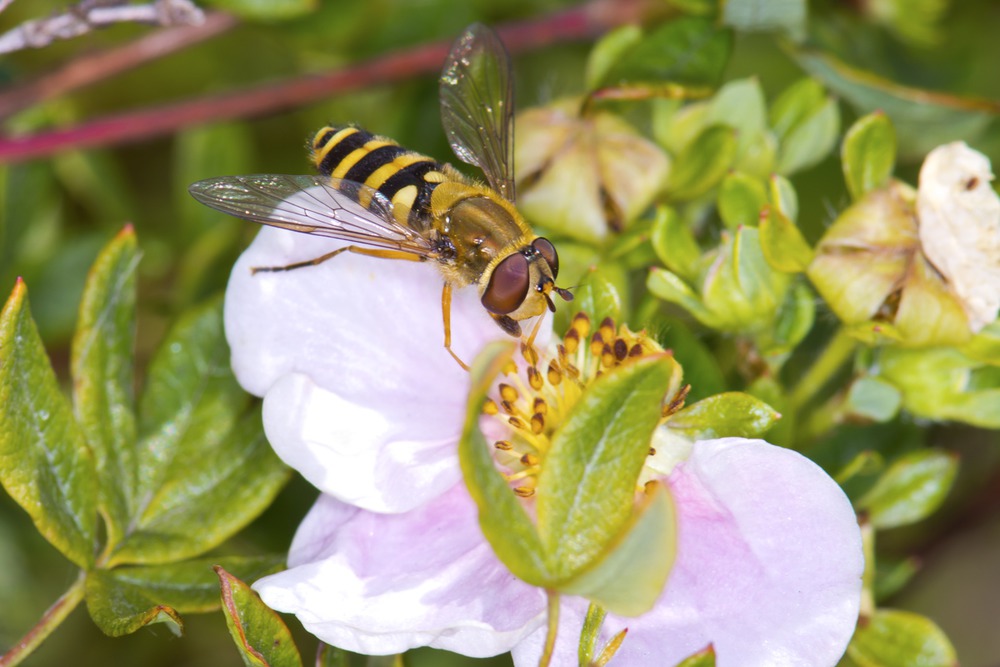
2 0 1000 665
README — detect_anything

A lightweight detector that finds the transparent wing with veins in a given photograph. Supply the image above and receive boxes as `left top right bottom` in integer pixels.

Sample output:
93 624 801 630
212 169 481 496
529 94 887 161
188 174 436 256
439 23 516 202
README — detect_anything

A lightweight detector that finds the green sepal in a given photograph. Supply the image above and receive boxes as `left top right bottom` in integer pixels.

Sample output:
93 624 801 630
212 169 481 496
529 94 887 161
578 603 608 666
842 111 897 202
585 25 643 92
665 124 738 201
674 644 717 667
109 300 290 566
555 483 676 617
600 18 732 88
85 568 184 637
0 279 97 569
216 566 304 667
70 225 139 548
961 321 1000 365
845 376 902 423
651 206 701 283
537 354 681 578
847 609 957 667
768 281 815 363
646 268 714 326
759 206 813 273
856 449 958 530
459 342 549 584
722 0 806 39
718 172 768 230
574 267 625 326
668 392 780 440
776 96 839 175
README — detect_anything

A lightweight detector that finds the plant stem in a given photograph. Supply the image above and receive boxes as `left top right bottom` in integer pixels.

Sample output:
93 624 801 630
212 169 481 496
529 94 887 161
539 590 561 667
0 571 86 667
0 0 657 163
789 327 858 411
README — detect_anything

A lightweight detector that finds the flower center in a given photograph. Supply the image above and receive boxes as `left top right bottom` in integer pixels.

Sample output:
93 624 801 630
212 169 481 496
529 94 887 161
482 312 689 497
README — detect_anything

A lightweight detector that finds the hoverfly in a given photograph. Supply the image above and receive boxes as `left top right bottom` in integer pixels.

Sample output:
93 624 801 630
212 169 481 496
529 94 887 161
189 24 572 369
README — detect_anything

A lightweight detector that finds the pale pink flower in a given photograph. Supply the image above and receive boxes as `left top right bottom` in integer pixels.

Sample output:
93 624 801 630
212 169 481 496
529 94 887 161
225 225 864 665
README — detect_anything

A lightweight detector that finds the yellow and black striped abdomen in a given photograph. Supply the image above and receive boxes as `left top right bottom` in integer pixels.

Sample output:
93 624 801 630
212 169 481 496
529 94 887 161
311 126 449 230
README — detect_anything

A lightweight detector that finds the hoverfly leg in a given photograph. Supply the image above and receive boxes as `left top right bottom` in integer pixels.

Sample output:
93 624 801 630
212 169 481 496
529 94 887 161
252 246 424 274
441 282 471 371
521 314 545 367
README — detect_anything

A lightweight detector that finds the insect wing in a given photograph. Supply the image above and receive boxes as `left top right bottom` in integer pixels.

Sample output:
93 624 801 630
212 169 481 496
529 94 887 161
439 23 515 201
189 174 434 255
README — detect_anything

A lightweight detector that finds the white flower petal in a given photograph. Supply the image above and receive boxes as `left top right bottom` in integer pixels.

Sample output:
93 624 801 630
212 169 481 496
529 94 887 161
512 437 863 667
262 373 460 512
225 225 520 511
917 141 1000 331
254 484 547 657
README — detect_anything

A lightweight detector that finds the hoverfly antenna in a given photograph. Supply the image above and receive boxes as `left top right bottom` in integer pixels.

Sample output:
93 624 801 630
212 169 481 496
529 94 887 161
555 285 575 302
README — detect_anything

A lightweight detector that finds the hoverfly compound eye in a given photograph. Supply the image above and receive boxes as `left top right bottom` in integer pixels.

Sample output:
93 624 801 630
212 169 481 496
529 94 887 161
482 253 531 314
532 237 558 278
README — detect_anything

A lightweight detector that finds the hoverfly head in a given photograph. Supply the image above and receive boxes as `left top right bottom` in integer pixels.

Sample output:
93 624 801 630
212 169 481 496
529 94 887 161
481 237 572 320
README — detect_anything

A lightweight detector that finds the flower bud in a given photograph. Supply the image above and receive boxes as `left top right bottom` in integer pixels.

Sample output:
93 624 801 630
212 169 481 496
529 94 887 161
515 99 670 244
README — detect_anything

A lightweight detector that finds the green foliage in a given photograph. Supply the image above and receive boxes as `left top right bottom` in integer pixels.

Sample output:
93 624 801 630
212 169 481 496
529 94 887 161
847 609 957 667
216 566 304 667
856 450 958 529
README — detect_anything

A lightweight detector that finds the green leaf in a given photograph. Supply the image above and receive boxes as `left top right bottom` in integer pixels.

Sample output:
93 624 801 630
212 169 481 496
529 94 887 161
668 392 780 439
718 172 768 230
856 450 958 530
842 112 897 202
585 25 643 92
316 644 352 667
768 173 799 222
70 226 139 548
847 609 957 667
110 300 290 565
201 0 316 20
874 556 920 602
666 124 738 201
85 569 184 637
769 78 826 142
459 342 549 585
845 377 902 423
759 207 813 273
706 79 768 157
646 268 714 328
657 320 727 401
574 268 624 326
601 18 733 88
578 603 608 666
537 355 680 578
777 97 840 175
651 206 701 282
216 566 304 667
770 282 815 359
722 0 806 38
556 483 676 617
0 280 97 569
793 48 998 159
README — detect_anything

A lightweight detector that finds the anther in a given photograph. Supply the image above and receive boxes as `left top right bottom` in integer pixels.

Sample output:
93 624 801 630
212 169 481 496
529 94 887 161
564 328 580 354
499 383 518 403
527 365 543 390
500 400 516 415
533 397 547 415
521 342 539 366
521 453 539 466
629 343 644 357
663 384 691 417
601 343 616 368
514 486 535 498
530 413 545 434
502 360 518 376
648 447 656 456
547 361 563 385
613 338 628 361
599 316 616 341
590 332 605 356
495 440 513 451
572 312 591 338
509 416 526 430
483 399 499 415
